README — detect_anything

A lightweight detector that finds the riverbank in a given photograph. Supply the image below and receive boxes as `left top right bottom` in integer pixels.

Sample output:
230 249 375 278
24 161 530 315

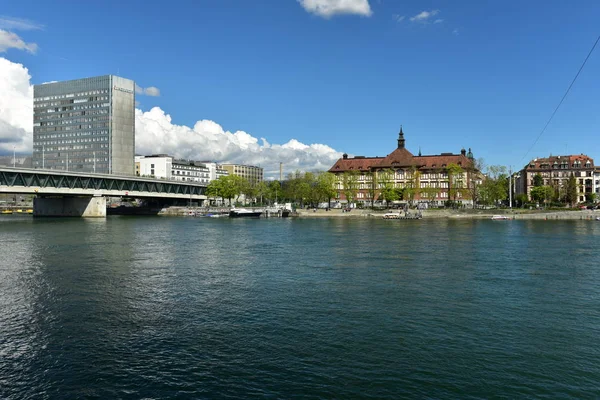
155 206 600 221
296 208 600 220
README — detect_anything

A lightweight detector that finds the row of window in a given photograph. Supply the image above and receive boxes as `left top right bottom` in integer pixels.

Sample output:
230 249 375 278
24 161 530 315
344 191 453 199
35 102 110 115
35 130 109 139
35 89 109 103
36 116 109 127
35 123 109 133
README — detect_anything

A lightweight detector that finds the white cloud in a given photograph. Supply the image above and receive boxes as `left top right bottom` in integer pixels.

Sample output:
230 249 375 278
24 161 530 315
392 14 405 22
0 57 343 176
135 84 160 97
433 19 443 24
136 107 343 176
298 0 373 18
0 16 44 31
0 57 33 152
0 30 38 53
410 9 440 23
453 28 460 35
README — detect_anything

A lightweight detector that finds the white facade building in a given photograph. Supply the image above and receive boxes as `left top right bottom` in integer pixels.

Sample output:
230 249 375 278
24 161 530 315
135 155 171 179
135 155 225 184
204 162 229 181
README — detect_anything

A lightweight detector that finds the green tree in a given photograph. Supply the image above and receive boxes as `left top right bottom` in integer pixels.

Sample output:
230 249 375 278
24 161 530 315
255 181 269 205
531 185 554 207
533 173 543 187
268 180 282 204
446 163 464 203
220 175 245 205
206 178 223 205
586 193 596 204
316 172 337 207
465 157 485 208
378 169 397 207
365 171 379 208
515 193 528 208
565 173 577 206
342 171 359 206
479 165 508 207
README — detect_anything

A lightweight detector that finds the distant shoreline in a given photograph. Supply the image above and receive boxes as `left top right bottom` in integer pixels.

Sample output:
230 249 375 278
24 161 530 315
295 208 600 221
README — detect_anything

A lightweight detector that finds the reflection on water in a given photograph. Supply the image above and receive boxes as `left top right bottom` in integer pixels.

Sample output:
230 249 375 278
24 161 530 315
1 217 600 399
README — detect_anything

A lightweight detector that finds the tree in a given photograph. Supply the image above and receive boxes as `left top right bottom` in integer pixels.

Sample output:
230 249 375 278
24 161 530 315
586 193 596 204
515 193 528 208
268 180 281 204
465 157 485 208
342 171 359 206
565 173 577 206
255 181 269 205
378 169 397 207
219 175 245 205
206 178 223 205
531 185 554 207
478 165 508 207
365 171 379 208
446 163 464 203
316 172 337 207
533 173 543 187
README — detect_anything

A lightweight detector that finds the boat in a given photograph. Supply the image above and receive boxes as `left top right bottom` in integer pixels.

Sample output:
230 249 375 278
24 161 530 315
1 210 13 215
229 208 263 218
491 215 510 220
382 212 401 219
26 209 33 214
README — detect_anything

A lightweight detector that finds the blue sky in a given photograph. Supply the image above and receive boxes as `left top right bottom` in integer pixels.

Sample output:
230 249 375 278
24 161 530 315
1 0 599 174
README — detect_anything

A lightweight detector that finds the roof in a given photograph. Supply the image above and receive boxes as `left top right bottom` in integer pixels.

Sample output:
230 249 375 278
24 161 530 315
524 154 594 170
376 147 415 168
412 154 473 170
329 153 474 172
328 157 384 172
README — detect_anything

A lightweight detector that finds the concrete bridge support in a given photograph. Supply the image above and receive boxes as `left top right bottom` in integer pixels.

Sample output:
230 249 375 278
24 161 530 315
34 196 107 218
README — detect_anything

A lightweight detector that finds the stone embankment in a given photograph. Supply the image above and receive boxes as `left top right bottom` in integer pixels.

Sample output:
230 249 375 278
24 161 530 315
157 206 599 220
296 208 600 220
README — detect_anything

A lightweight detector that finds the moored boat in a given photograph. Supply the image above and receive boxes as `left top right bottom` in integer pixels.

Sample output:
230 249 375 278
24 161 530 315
491 215 510 220
382 212 401 219
229 208 263 218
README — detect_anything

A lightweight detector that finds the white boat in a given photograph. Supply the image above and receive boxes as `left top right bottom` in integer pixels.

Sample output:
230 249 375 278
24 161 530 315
491 215 510 220
229 208 263 218
382 212 401 219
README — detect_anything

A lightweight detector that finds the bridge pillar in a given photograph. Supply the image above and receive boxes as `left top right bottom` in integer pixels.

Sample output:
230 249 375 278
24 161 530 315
34 196 107 218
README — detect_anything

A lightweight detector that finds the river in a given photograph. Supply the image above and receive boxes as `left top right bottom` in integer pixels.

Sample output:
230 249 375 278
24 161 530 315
1 216 599 399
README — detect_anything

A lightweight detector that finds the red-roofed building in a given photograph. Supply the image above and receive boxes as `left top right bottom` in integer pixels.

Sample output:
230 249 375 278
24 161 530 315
515 154 595 203
328 127 480 206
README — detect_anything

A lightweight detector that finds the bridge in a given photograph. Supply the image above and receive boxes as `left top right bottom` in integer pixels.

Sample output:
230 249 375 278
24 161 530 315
0 167 207 217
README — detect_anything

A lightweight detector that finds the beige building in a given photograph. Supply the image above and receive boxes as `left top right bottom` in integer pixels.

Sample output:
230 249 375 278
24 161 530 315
516 155 595 203
328 127 479 206
221 164 264 185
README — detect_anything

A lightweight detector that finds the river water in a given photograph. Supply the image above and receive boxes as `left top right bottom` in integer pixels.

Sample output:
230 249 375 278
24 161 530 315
0 216 599 399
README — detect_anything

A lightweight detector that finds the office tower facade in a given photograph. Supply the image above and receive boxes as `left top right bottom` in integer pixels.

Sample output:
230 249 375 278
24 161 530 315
33 75 135 175
221 164 264 185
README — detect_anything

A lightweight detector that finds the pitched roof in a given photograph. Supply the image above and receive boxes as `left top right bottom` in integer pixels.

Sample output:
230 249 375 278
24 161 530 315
376 147 415 168
524 154 594 170
328 157 384 172
413 154 473 170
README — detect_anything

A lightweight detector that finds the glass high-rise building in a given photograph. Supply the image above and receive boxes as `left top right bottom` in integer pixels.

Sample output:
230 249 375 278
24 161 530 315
32 75 135 175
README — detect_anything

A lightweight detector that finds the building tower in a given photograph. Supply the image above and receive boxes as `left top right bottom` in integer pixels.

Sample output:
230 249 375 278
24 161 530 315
397 126 405 149
32 75 135 175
